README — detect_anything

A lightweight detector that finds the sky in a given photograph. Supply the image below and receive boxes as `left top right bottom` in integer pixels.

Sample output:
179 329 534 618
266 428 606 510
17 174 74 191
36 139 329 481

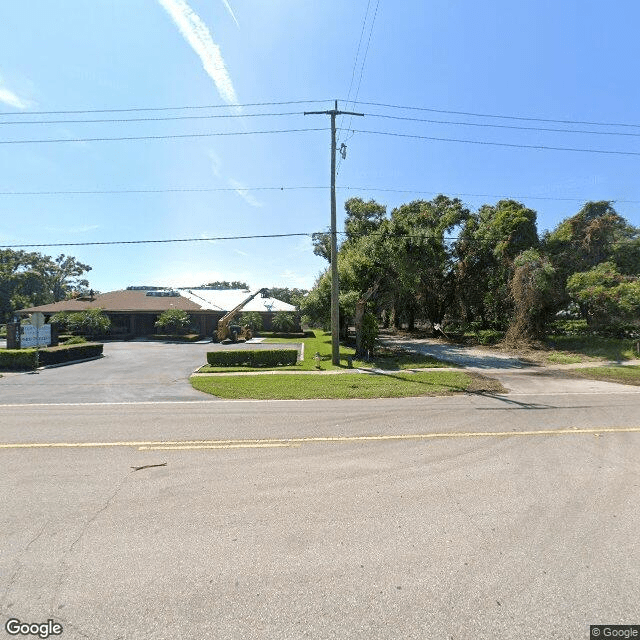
1 0 640 293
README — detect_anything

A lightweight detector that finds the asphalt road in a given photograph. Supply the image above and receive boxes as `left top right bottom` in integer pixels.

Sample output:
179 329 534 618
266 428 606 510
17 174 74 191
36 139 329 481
1 341 639 639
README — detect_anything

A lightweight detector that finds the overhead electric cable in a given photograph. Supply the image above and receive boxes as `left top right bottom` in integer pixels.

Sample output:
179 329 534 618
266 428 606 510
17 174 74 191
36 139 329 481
2 232 314 249
0 185 635 203
0 128 325 145
0 186 328 196
0 99 332 117
0 111 306 126
354 101 640 130
340 0 381 163
352 129 640 156
364 113 640 137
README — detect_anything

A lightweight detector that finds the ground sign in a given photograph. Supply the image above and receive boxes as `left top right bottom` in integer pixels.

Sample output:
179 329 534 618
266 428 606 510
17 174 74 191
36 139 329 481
20 324 51 348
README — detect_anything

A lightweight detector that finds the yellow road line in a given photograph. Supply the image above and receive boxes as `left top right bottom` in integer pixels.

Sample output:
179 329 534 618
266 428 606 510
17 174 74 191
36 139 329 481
0 426 639 451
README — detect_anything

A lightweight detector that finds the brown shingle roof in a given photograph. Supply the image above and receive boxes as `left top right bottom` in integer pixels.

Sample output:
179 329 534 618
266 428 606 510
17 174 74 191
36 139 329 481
19 290 203 314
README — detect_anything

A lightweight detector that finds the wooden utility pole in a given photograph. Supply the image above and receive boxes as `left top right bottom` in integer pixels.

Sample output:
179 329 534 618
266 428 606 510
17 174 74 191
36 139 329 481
305 100 363 365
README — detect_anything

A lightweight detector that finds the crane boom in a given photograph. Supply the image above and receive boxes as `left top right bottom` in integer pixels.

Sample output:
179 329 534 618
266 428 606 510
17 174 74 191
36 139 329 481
216 288 268 342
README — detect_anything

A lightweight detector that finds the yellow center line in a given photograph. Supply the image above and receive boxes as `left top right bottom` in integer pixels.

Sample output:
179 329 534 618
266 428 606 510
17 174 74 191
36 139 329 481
0 426 638 451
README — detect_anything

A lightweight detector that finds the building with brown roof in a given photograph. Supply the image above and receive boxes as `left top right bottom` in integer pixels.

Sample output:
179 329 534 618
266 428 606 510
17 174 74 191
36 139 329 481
18 288 297 337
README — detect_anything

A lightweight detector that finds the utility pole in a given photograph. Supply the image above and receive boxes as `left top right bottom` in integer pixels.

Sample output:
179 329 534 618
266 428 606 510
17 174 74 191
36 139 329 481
305 100 363 365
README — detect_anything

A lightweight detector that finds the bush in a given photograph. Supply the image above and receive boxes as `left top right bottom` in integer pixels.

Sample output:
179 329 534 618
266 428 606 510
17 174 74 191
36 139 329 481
39 343 103 365
239 312 263 332
63 336 88 345
0 349 38 371
206 349 298 367
272 311 297 333
155 309 191 334
476 329 504 345
61 309 111 338
0 343 103 370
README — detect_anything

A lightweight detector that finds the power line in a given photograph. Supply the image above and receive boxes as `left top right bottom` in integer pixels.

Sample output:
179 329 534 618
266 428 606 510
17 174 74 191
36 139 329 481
339 0 372 140
0 128 325 145
0 99 332 117
0 111 306 126
352 128 640 157
1 232 314 249
340 0 381 161
0 184 637 204
0 186 328 196
365 113 640 138
354 100 640 130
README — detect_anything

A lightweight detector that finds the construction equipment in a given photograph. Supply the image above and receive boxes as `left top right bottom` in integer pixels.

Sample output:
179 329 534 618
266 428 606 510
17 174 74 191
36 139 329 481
216 288 269 342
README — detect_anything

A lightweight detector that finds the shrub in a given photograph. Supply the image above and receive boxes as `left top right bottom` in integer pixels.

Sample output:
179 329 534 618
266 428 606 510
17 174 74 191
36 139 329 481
39 343 103 365
66 309 111 338
206 349 298 367
360 311 379 355
272 311 297 332
50 311 72 332
476 329 504 345
63 336 88 345
155 309 191 334
239 312 263 332
0 349 38 371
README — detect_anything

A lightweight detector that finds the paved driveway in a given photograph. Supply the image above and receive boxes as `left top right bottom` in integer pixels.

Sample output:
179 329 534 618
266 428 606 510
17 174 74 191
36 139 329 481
0 340 299 405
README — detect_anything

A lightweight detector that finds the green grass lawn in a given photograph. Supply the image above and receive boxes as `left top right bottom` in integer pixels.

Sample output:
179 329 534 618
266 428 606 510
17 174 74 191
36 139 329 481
191 370 501 400
568 365 640 386
543 335 639 363
196 330 452 373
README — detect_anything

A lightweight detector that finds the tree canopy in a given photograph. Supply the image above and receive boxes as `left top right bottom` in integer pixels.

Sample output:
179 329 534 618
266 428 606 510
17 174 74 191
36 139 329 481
0 250 92 322
302 196 639 344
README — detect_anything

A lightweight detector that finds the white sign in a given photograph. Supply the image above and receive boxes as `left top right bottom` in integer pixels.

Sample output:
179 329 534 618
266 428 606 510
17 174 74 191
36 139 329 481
21 324 51 348
31 312 45 328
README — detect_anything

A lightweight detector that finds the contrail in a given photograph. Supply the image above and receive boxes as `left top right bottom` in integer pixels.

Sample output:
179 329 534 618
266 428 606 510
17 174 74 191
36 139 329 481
0 75 31 109
221 0 240 28
158 0 238 106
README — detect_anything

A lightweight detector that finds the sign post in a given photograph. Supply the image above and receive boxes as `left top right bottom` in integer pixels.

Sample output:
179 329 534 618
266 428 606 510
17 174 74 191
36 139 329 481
30 313 45 371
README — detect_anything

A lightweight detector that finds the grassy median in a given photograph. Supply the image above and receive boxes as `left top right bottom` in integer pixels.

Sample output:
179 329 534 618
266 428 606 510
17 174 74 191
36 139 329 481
567 365 640 386
197 330 452 373
190 370 503 400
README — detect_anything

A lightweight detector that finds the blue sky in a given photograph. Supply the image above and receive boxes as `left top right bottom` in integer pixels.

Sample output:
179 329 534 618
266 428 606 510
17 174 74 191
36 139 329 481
1 1 639 293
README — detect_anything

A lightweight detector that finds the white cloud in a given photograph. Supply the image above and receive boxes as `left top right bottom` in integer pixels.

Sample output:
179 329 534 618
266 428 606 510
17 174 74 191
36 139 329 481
207 149 223 178
233 248 249 257
221 0 240 28
229 178 263 207
158 0 239 106
0 78 31 110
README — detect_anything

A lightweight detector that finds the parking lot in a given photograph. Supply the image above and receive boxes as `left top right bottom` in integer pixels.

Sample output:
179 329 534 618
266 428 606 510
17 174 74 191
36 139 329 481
0 340 300 404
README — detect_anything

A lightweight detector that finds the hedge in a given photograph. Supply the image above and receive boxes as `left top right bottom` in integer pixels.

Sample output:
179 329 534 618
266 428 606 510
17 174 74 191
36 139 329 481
207 349 298 367
0 343 104 370
0 349 38 371
39 343 103 365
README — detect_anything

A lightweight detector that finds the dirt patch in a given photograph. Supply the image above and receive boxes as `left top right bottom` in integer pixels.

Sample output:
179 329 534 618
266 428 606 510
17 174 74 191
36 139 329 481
465 372 508 394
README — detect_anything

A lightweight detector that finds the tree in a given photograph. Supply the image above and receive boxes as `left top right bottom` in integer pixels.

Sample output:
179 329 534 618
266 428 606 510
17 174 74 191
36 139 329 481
155 309 191 334
458 200 539 329
201 281 248 289
505 249 556 344
385 196 470 328
266 287 308 307
0 249 92 322
542 201 639 324
566 262 640 331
